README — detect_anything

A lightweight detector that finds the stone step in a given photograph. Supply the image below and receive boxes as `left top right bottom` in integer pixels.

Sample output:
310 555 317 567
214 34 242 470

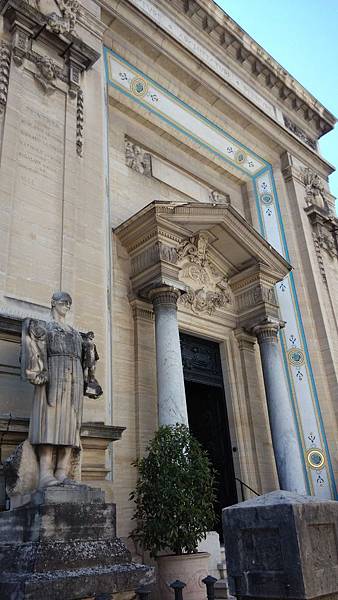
0 562 151 600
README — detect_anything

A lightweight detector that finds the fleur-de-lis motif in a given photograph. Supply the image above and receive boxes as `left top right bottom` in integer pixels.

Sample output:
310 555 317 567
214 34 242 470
265 207 272 216
308 432 316 444
296 369 303 381
289 334 297 345
119 72 128 81
317 473 325 486
279 282 287 293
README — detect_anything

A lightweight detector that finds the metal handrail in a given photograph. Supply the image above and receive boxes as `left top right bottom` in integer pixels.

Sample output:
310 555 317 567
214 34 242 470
235 476 260 502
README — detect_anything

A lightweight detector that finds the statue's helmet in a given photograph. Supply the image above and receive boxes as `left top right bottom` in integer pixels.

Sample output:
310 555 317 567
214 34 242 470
51 291 72 307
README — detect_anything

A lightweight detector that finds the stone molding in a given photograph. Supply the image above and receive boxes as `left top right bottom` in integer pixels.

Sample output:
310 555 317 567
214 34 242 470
123 0 335 138
0 40 11 114
283 115 317 150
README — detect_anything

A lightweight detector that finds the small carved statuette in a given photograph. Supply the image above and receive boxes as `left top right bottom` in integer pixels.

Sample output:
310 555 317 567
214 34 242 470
302 167 327 210
35 56 58 95
47 0 81 35
81 331 103 398
125 139 152 176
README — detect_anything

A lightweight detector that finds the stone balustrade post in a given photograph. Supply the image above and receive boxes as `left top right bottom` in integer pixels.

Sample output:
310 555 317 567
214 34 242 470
149 286 188 427
253 318 307 494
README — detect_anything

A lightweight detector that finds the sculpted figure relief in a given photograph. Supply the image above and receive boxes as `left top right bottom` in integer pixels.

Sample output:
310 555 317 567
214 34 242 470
302 167 327 210
21 291 102 488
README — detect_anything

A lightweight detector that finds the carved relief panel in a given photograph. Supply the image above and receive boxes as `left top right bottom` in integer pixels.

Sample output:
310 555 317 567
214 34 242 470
177 231 233 315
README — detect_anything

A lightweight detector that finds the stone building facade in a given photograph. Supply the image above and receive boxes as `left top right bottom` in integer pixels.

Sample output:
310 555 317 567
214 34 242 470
0 0 337 550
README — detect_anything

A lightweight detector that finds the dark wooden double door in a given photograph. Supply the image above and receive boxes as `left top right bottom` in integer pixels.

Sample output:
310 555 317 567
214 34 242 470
180 333 237 539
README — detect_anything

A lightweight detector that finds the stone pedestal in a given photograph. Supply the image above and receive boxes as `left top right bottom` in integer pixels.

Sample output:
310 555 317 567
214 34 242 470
0 484 153 599
222 490 338 600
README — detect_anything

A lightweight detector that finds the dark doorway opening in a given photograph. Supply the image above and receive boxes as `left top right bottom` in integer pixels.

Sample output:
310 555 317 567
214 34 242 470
180 333 237 540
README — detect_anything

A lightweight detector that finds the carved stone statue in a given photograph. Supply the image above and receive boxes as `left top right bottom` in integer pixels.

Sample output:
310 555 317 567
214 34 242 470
302 167 327 210
20 291 102 488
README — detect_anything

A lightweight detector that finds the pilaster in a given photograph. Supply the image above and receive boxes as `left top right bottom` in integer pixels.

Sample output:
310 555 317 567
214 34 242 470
233 329 278 495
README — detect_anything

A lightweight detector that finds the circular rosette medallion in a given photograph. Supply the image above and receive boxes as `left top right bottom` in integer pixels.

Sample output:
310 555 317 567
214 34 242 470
234 149 247 165
306 448 325 470
130 77 149 97
287 348 305 367
260 192 273 205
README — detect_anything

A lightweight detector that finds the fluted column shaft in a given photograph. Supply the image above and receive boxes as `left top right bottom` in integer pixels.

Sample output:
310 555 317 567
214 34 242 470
150 286 188 427
253 319 307 494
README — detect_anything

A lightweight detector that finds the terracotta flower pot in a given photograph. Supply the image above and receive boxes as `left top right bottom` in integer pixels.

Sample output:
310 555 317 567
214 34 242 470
157 552 210 600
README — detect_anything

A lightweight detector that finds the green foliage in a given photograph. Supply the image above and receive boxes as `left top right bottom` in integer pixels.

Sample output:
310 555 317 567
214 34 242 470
130 423 216 557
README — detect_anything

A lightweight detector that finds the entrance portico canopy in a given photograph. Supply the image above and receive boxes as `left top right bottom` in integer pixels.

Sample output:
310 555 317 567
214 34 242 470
115 201 307 494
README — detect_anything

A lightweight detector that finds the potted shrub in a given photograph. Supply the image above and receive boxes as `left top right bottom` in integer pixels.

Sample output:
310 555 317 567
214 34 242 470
130 423 216 599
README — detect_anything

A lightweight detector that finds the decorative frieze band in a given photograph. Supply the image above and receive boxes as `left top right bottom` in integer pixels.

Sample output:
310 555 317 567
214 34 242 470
235 284 277 312
283 116 317 150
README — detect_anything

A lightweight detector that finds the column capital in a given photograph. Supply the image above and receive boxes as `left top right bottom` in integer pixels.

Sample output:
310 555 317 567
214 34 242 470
252 317 285 344
149 286 181 309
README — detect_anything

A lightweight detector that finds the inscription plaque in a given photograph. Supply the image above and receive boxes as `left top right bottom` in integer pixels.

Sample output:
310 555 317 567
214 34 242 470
5 74 66 304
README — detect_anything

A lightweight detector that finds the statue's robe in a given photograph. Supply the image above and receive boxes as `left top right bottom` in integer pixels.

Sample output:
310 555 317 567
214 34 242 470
21 319 84 447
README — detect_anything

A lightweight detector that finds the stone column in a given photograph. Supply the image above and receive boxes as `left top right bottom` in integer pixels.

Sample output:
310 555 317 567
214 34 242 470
149 286 188 427
253 318 307 494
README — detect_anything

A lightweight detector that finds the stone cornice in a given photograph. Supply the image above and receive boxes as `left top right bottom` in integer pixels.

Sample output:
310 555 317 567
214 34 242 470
185 0 336 136
120 0 335 139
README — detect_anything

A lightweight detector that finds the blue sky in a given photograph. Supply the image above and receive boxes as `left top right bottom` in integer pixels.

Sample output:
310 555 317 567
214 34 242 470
215 0 338 208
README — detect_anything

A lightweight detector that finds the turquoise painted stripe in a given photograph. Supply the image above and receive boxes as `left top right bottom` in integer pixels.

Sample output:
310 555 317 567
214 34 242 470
104 47 269 172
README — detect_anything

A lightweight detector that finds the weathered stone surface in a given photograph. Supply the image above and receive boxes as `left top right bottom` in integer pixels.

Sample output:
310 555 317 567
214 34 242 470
0 486 153 599
222 490 338 600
